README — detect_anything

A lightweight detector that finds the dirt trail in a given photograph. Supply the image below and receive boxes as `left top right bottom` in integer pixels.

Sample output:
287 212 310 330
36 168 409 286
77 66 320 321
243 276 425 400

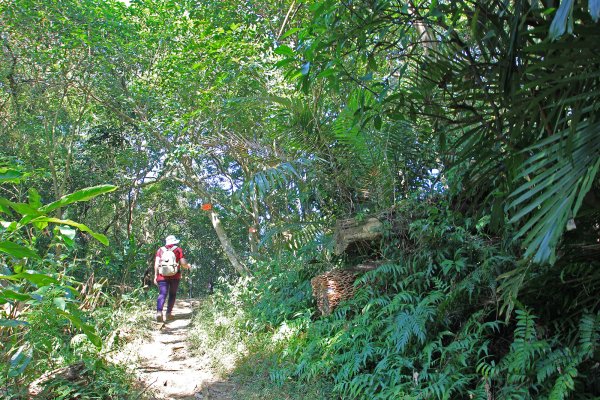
116 299 235 400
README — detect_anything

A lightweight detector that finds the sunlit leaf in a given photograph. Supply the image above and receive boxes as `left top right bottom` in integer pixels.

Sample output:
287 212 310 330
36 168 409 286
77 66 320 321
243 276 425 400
58 225 77 240
301 62 311 76
0 168 22 183
31 217 109 245
40 184 117 214
0 272 59 286
53 297 67 311
8 345 32 377
549 0 574 40
0 241 40 259
590 0 600 22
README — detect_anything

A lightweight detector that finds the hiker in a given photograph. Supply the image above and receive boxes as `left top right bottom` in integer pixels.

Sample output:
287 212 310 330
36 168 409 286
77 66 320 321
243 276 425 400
154 235 190 322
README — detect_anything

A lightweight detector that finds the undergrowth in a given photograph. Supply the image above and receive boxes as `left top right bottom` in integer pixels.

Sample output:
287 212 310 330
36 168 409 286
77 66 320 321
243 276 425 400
190 198 600 399
0 282 151 399
188 268 333 400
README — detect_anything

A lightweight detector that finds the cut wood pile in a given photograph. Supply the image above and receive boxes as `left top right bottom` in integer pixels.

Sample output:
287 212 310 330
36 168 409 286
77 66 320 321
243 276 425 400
311 269 356 316
311 263 380 316
312 216 385 315
310 264 377 315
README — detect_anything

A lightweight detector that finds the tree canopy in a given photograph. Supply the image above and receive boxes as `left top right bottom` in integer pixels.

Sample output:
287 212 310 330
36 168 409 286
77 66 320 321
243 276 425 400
1 0 599 398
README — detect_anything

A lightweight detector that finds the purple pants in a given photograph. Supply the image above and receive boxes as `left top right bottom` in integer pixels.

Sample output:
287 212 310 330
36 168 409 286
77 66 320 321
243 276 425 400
157 280 180 313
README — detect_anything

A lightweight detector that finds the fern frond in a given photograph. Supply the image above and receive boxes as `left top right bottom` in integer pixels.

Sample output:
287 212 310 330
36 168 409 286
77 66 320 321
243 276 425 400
578 312 600 358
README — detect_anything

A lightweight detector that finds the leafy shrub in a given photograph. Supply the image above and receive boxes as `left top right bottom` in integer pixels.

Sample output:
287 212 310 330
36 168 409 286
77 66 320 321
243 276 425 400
200 197 599 399
0 163 143 398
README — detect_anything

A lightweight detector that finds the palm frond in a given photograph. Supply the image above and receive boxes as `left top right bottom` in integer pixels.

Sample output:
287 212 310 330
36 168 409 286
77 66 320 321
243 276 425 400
508 121 600 264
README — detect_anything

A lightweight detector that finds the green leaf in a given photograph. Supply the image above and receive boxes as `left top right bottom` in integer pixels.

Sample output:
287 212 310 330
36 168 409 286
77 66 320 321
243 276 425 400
281 27 300 39
316 68 335 79
274 57 295 68
373 115 382 130
30 217 109 245
508 121 600 264
0 289 32 302
53 297 67 311
0 319 29 327
40 184 117 214
0 168 23 183
8 345 32 377
0 272 59 287
274 45 294 57
59 225 77 240
58 225 76 248
57 310 102 348
0 198 42 217
28 188 42 209
1 221 17 231
0 241 40 259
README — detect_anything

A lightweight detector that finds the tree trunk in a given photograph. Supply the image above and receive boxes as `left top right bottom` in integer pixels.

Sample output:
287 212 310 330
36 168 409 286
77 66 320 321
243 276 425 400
90 90 249 276
180 157 249 276
209 209 249 275
249 184 260 254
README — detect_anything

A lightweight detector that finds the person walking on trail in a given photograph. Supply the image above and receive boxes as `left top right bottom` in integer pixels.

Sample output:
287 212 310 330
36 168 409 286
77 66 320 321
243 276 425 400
154 235 189 322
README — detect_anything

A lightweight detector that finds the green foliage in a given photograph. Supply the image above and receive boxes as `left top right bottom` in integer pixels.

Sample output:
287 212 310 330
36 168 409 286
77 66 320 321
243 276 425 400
2 0 600 398
0 162 139 397
275 202 508 399
285 0 600 265
508 123 600 264
248 257 319 328
478 308 600 399
188 275 332 400
198 197 599 399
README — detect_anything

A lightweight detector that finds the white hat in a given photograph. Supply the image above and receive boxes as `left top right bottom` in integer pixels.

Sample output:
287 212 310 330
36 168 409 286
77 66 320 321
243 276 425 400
165 235 180 245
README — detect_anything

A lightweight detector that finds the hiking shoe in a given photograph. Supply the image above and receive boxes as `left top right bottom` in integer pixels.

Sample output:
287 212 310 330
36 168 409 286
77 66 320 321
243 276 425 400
165 313 173 321
155 312 163 322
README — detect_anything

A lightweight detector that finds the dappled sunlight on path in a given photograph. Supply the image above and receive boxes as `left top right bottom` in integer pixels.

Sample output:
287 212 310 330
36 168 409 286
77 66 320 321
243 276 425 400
115 299 235 400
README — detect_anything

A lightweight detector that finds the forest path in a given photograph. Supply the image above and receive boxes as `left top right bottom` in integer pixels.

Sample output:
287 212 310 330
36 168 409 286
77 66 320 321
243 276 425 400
117 299 236 400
